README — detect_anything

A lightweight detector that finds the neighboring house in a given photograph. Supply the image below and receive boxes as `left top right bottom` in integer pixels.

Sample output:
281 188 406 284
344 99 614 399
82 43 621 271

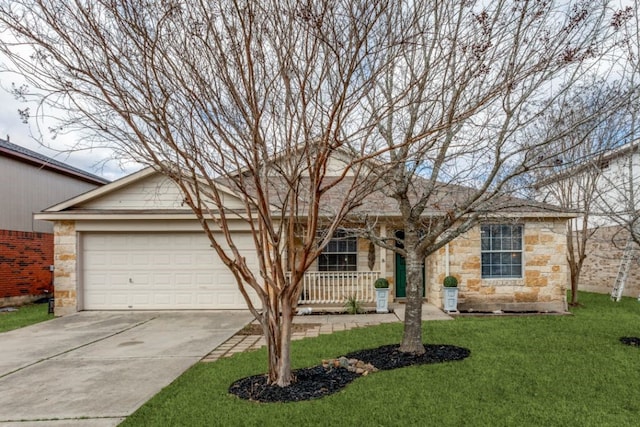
0 138 108 306
37 164 573 316
536 140 640 298
582 141 640 298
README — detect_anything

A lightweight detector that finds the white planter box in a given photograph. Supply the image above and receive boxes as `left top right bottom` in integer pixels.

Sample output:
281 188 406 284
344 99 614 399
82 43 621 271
375 288 389 313
443 287 459 312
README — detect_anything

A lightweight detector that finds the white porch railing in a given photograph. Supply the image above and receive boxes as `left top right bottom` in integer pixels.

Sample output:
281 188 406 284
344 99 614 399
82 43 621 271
292 271 381 304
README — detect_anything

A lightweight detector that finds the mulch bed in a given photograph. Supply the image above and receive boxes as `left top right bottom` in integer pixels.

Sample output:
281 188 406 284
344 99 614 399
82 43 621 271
345 343 470 370
620 336 640 346
228 343 470 403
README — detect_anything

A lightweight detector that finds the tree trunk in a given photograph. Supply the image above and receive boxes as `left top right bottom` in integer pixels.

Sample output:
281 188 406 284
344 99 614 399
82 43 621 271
569 263 580 306
567 220 589 307
262 299 294 386
275 303 294 387
566 227 579 306
399 230 426 355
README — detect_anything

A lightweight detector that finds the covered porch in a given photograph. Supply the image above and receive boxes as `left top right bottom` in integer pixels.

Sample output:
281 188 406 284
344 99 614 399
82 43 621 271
295 271 381 304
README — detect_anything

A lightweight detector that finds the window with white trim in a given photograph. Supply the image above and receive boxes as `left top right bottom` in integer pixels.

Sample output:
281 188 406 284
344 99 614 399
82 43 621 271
318 231 357 272
480 224 523 279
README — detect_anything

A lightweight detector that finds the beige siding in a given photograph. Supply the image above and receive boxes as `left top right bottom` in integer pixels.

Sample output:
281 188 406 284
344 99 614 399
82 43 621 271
0 157 99 233
80 173 248 211
325 156 354 176
79 174 184 210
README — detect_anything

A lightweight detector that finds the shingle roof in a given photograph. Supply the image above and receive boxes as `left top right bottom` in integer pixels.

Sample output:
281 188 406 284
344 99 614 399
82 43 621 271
219 174 572 220
0 138 109 185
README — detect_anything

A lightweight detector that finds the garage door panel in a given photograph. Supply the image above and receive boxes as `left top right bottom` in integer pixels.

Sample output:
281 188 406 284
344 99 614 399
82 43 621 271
195 253 213 264
109 273 132 287
195 274 215 286
152 254 171 264
154 294 171 305
84 291 106 306
153 274 172 286
82 232 257 310
216 292 242 307
131 293 151 305
84 252 108 266
109 254 129 268
131 254 149 265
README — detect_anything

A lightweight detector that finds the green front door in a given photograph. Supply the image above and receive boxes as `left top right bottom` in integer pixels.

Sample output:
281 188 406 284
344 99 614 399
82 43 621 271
395 251 407 298
394 230 425 299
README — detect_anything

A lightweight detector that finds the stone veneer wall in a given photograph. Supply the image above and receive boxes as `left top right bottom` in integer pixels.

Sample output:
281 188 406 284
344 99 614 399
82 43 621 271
579 225 640 298
53 221 78 316
427 219 569 312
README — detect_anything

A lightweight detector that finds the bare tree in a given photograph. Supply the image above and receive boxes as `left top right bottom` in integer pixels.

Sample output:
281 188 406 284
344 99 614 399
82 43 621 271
531 82 634 306
0 0 408 386
358 0 634 354
589 3 640 249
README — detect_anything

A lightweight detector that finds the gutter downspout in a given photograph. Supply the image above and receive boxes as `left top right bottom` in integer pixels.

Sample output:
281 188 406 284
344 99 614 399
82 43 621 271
445 242 450 277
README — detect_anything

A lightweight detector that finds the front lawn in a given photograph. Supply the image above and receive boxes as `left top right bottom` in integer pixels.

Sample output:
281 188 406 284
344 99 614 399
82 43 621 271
123 292 640 426
0 303 53 333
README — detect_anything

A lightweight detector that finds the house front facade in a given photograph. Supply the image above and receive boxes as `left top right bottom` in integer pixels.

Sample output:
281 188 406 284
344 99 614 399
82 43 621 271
296 218 569 313
38 167 571 316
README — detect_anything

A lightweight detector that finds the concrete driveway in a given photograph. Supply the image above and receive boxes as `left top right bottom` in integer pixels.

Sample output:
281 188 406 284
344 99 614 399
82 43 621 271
0 311 253 426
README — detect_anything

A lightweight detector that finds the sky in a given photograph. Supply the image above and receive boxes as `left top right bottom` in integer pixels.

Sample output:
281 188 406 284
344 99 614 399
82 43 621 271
0 69 139 182
0 0 635 183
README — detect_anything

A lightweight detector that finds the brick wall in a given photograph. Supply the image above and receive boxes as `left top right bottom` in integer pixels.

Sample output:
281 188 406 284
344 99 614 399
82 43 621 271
0 229 53 306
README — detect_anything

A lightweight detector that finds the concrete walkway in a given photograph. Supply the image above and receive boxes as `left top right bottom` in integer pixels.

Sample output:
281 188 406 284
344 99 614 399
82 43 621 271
0 311 253 427
203 303 451 362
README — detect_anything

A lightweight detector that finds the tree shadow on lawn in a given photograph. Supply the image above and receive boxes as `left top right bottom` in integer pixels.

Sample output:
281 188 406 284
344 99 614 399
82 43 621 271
228 344 470 403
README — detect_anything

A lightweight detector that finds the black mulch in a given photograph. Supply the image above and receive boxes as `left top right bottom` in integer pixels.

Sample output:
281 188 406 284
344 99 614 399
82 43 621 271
228 365 360 403
620 336 640 346
345 343 470 370
228 343 470 403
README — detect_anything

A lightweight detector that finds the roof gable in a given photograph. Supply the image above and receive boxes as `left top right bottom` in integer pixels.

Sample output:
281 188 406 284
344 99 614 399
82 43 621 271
42 167 249 214
78 172 187 210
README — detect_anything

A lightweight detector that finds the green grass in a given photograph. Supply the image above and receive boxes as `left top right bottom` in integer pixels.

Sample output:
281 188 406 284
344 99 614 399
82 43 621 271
0 303 54 333
123 292 640 427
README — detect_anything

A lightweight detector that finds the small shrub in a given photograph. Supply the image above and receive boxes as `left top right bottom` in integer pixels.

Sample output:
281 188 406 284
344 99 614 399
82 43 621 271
344 295 363 314
443 275 458 287
374 278 389 288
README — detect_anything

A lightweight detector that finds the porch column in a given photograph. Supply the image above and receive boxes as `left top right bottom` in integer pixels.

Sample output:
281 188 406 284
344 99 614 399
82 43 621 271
53 221 78 316
379 224 387 280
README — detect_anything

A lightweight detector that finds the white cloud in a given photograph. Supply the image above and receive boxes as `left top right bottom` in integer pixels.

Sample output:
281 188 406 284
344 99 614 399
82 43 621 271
0 65 139 181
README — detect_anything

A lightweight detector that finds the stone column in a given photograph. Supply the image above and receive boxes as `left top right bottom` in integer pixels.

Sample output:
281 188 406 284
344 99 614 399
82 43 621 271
53 221 78 316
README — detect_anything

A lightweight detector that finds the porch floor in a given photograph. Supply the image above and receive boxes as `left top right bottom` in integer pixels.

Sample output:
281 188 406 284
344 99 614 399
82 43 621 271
293 301 452 322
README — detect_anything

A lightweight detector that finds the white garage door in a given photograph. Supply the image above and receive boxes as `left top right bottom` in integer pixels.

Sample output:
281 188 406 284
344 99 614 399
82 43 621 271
82 232 258 310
